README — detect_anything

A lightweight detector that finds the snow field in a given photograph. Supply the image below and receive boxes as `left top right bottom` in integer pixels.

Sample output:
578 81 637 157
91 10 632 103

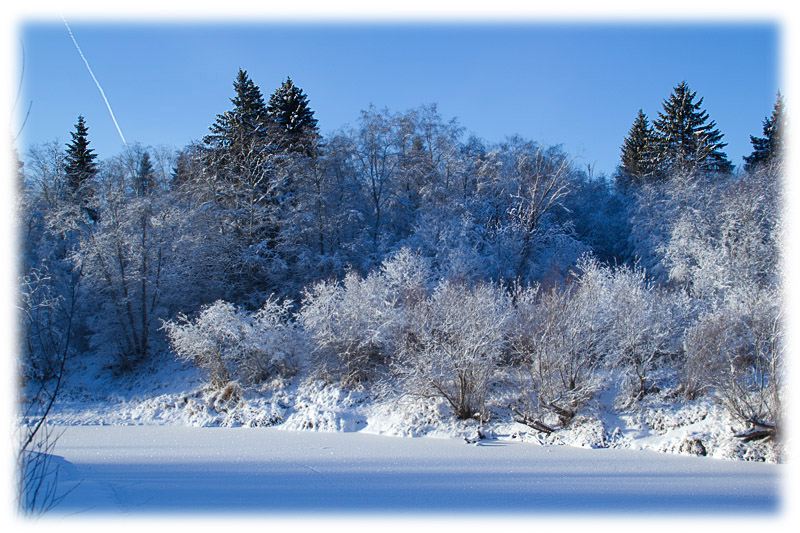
49 425 780 515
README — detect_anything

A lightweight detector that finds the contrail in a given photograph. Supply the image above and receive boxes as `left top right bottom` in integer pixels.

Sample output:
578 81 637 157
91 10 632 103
62 17 127 146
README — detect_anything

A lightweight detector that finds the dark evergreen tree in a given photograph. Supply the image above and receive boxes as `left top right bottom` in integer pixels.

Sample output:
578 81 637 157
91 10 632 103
266 76 320 156
64 115 98 198
653 81 733 176
64 115 99 221
170 143 204 188
616 109 660 187
203 68 272 181
744 93 786 171
199 70 290 301
136 151 155 196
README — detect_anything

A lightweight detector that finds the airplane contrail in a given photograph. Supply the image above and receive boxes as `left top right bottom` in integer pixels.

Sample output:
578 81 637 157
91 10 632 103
62 17 127 146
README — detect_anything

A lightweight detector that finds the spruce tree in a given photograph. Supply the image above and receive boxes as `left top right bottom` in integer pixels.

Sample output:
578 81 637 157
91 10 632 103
65 115 98 198
201 69 286 289
744 93 786 171
266 76 319 156
171 144 203 188
617 109 660 187
136 151 155 196
652 81 733 176
203 69 272 180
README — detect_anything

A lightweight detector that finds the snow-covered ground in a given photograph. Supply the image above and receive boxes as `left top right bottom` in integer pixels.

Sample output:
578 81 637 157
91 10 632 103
45 350 783 463
49 425 780 515
18 349 787 522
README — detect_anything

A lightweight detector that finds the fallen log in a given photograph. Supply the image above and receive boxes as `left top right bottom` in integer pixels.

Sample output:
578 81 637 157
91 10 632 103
734 429 775 443
546 402 574 424
511 407 555 435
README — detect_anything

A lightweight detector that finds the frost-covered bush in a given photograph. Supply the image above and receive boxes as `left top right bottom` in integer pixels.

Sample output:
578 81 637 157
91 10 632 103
246 298 305 380
510 256 685 413
380 247 432 307
684 287 783 436
301 250 430 386
665 165 783 437
509 257 607 428
163 297 300 389
398 281 510 420
603 264 687 407
681 312 724 401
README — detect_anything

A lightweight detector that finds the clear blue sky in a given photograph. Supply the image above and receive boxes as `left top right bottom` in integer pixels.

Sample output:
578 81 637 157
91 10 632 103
14 22 779 177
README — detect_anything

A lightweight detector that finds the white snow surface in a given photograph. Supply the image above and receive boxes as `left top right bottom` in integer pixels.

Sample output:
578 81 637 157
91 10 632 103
46 424 779 516
25 349 787 517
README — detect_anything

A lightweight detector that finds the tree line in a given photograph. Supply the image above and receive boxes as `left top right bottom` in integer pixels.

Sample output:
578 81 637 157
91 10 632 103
17 72 786 447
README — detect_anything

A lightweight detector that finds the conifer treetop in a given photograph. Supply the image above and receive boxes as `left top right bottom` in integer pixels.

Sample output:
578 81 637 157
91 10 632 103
266 76 319 155
617 109 660 186
653 81 732 175
744 92 786 171
205 68 271 151
65 115 99 194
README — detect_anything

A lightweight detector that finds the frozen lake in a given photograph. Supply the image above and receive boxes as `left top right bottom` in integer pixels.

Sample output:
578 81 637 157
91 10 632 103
47 425 780 516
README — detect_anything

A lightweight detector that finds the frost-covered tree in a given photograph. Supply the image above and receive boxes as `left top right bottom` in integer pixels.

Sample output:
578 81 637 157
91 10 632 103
743 93 787 171
19 140 93 372
202 69 282 210
197 70 290 302
135 150 156 197
624 163 724 283
204 69 271 169
64 116 98 196
170 142 204 188
617 109 661 187
509 144 575 277
652 81 733 176
348 105 402 249
469 138 579 281
379 104 467 244
304 133 370 260
202 69 278 199
664 162 784 436
563 176 632 265
405 104 465 207
77 148 184 369
664 164 781 302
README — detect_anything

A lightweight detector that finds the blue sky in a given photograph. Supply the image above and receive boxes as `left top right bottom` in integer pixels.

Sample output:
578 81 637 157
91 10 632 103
14 22 779 177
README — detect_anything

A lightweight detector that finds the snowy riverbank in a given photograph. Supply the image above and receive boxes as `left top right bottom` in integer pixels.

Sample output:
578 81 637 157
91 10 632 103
43 350 784 464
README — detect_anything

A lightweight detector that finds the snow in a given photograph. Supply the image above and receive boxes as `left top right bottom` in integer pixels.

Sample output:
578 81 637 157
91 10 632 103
43 349 784 463
17 349 786 522
48 425 780 515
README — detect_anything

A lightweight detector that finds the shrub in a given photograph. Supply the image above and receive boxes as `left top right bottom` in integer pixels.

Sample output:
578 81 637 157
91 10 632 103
398 281 509 420
684 287 783 437
603 264 686 406
300 249 430 386
163 297 300 389
509 261 606 427
300 272 401 386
